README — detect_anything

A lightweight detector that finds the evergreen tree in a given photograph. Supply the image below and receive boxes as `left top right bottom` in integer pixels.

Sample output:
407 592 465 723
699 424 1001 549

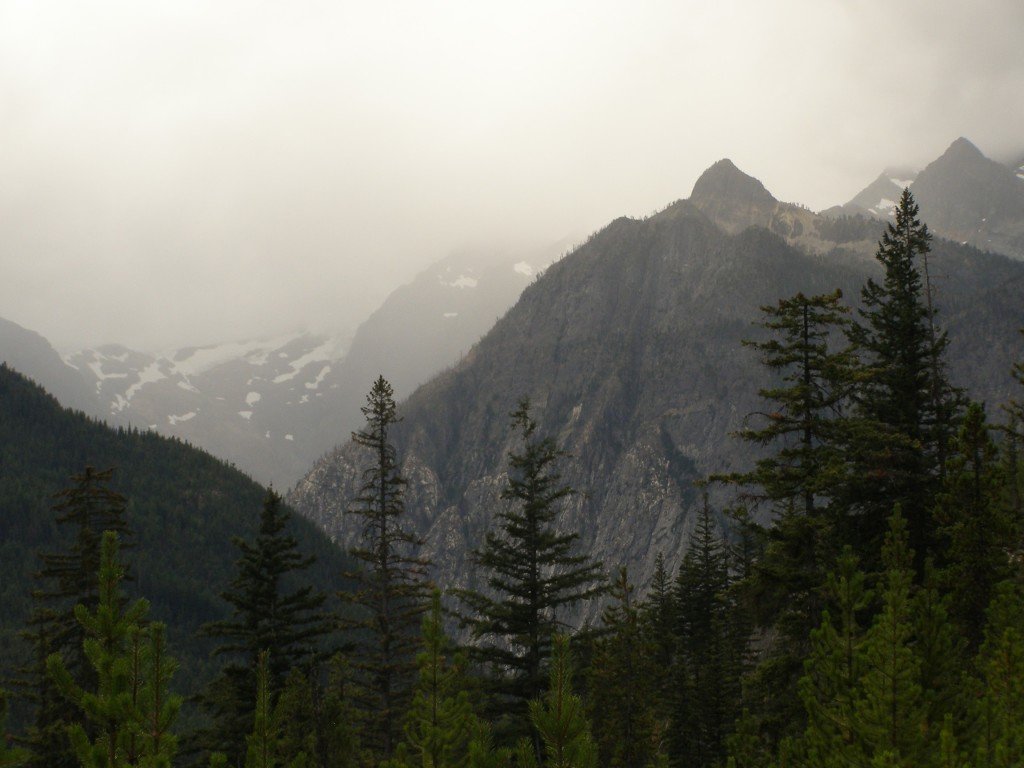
670 498 739 768
728 289 856 520
587 568 662 768
0 690 30 767
401 591 476 768
936 402 1012 651
196 488 331 766
47 530 181 768
717 290 857 746
847 189 963 573
244 651 276 768
852 510 928 766
527 636 597 768
797 546 872 767
341 376 431 764
970 580 1024 768
456 399 604 744
15 467 130 768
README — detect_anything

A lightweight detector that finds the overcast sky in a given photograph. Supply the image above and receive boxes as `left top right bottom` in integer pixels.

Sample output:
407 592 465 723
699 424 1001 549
2 0 1022 352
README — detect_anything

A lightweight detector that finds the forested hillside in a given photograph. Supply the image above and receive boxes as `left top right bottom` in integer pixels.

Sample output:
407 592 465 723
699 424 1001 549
0 363 352 733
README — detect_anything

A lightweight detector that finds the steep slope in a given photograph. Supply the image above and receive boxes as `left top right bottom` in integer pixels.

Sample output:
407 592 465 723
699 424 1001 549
50 250 542 490
691 160 882 258
910 137 1024 258
68 333 347 489
835 138 1024 260
288 173 1024 624
0 317 95 413
0 363 351 712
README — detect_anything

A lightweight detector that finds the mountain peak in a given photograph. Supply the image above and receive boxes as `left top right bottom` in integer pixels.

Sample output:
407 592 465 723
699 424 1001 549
943 136 985 161
689 159 779 235
690 159 777 208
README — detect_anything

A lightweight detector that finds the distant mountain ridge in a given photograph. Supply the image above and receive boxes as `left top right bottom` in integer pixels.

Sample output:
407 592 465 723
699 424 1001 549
287 166 1024 623
1 249 543 488
829 138 1024 260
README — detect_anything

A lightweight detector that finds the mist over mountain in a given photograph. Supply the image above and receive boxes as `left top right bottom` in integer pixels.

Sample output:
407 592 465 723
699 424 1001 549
288 154 1024 622
831 138 1024 260
1 249 545 488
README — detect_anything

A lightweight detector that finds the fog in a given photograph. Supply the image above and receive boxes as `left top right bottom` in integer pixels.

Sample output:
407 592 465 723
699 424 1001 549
2 0 1022 352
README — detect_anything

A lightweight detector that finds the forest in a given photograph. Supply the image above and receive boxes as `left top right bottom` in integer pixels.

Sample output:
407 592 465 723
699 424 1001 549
3 189 1024 768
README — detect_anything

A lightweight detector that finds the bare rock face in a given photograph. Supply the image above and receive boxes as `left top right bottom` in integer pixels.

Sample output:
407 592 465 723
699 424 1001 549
288 164 1024 625
910 137 1024 259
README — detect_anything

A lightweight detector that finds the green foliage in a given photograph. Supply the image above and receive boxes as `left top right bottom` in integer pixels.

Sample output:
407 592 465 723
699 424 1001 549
456 399 604 742
0 690 30 767
46 530 181 767
852 509 928 765
528 636 597 768
341 375 432 764
402 591 476 768
588 568 663 768
935 402 1012 651
847 188 964 573
670 497 743 768
195 488 332 765
0 364 350 741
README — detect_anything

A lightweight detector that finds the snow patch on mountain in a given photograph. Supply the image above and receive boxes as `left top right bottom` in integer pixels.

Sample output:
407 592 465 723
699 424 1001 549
304 365 331 390
168 411 196 425
246 391 261 407
271 338 340 384
239 410 253 420
172 337 292 378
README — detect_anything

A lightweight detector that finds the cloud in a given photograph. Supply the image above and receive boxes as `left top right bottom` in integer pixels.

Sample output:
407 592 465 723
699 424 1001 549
1 0 1022 351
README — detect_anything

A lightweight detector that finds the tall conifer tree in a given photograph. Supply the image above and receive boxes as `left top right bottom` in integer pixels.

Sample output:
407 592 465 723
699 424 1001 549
15 467 130 768
196 488 331 766
847 189 963 573
456 399 604 745
341 375 431 764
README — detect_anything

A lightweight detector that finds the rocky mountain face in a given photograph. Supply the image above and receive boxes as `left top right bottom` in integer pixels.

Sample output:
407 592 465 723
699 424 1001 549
1 250 538 489
910 137 1024 259
287 168 1024 623
831 138 1024 260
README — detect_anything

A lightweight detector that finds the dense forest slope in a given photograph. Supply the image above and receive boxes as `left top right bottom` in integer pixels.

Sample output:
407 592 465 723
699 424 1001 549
289 168 1024 622
0 363 350 711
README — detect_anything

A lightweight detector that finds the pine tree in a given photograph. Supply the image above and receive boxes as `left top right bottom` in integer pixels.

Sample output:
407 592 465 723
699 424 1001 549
47 530 181 768
970 580 1024 768
0 690 30 767
588 568 662 768
196 488 331 766
935 402 1012 651
717 290 858 748
456 399 604 744
847 189 963 574
670 498 739 768
853 509 928 765
244 651 276 768
341 376 431 764
527 636 597 768
15 467 131 768
400 590 476 768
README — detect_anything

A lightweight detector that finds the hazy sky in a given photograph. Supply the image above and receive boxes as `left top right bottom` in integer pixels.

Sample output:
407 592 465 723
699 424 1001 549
2 1 1022 352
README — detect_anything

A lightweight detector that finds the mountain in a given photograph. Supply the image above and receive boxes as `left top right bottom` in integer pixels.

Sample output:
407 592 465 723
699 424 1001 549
825 168 918 219
66 332 348 489
0 317 94 413
2 249 543 489
287 170 1024 623
834 138 1024 260
910 137 1024 258
0 363 351 718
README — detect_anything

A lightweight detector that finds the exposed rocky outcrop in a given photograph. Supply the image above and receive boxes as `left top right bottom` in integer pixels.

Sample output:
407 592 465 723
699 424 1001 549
288 171 1024 624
